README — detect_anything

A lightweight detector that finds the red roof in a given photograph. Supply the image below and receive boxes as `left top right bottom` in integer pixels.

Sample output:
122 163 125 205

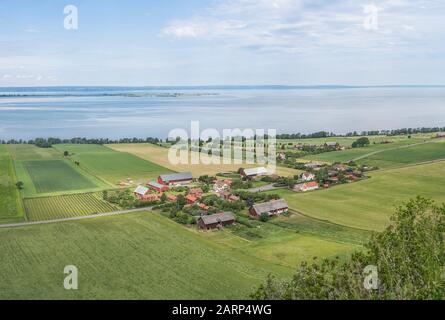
186 194 198 203
199 203 210 210
305 181 319 188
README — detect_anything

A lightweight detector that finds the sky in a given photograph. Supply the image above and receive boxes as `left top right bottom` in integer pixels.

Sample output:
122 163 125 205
1 0 445 86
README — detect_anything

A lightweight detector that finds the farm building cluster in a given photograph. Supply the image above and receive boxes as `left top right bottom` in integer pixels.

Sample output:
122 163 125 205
130 167 292 231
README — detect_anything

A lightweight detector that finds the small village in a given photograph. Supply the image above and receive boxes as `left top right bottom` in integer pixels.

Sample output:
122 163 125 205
123 154 368 232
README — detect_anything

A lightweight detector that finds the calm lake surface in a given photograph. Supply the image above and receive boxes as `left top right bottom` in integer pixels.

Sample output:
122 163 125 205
0 87 444 140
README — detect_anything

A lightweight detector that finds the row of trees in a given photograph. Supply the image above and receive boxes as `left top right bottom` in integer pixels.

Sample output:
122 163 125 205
275 127 445 140
0 137 162 146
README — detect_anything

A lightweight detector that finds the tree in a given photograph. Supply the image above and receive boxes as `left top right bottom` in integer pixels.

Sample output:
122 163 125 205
63 151 70 157
252 197 445 300
15 181 24 190
352 137 370 148
260 212 270 222
160 193 167 203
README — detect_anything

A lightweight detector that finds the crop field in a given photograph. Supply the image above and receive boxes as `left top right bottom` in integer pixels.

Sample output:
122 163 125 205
108 143 300 177
8 144 60 161
203 212 364 268
268 161 445 231
0 145 24 223
24 193 119 221
302 139 432 165
0 212 291 299
53 144 173 185
354 140 445 169
23 160 98 194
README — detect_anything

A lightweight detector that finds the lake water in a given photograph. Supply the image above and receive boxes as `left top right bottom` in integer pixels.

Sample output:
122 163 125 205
0 86 444 140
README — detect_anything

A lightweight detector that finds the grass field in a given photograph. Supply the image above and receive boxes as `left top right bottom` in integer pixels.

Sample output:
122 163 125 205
53 144 172 185
24 193 120 221
202 212 364 268
0 146 24 224
8 144 61 161
24 160 98 194
268 161 445 231
355 140 445 169
108 143 300 177
0 212 292 299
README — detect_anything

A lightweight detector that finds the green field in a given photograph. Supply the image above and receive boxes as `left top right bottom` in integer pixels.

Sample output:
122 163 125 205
23 160 98 194
0 212 292 299
203 212 364 268
270 161 445 231
355 140 445 169
8 144 61 161
302 139 430 164
24 193 120 221
0 146 24 223
53 144 173 185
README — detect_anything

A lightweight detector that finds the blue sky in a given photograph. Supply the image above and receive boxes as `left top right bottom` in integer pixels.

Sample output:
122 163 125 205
1 0 444 86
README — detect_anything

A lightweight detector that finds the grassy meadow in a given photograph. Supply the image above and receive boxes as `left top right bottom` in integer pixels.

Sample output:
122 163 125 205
0 212 292 299
54 144 173 185
0 145 24 224
269 161 445 231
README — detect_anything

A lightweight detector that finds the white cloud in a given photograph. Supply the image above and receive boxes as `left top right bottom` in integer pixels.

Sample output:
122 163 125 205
161 0 445 56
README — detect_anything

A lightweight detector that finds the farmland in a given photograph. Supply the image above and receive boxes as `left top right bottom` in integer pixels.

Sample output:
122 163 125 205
268 160 445 231
301 136 435 166
24 193 119 221
108 143 300 177
24 160 97 194
54 144 173 185
0 134 444 299
0 212 291 299
0 145 24 224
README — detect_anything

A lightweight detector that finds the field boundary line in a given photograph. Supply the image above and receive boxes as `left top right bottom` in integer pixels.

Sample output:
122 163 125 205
0 207 152 229
6 145 27 222
352 140 432 161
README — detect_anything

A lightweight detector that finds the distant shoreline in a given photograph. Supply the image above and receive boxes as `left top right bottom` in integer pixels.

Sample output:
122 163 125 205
1 85 445 91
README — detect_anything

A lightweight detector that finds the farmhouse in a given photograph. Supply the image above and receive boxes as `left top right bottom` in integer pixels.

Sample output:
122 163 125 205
186 194 198 204
147 181 169 193
325 142 340 149
213 179 232 193
167 194 178 202
188 188 203 199
301 172 316 182
134 185 150 199
304 161 324 170
197 212 236 230
158 172 193 186
141 194 160 202
249 199 289 218
293 181 319 192
241 167 268 179
334 164 348 172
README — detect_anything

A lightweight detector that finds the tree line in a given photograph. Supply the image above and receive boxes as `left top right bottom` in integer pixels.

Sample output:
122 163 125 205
0 137 162 147
0 126 444 147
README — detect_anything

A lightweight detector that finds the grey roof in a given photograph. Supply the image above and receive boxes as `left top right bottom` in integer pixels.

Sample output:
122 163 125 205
159 172 193 183
148 181 165 189
325 142 339 146
243 167 268 176
134 185 149 196
252 199 288 214
200 212 235 225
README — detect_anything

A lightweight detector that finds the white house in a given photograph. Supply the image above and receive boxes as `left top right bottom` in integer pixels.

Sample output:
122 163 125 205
301 172 316 182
